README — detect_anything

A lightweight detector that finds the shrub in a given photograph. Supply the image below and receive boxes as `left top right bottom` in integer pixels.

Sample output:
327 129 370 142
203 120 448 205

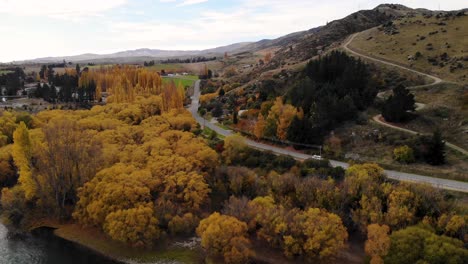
393 145 415 164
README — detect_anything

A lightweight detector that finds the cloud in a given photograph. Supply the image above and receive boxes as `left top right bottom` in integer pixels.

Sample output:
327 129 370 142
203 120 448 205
177 0 208 6
159 0 208 7
2 0 467 61
0 0 127 19
106 0 357 50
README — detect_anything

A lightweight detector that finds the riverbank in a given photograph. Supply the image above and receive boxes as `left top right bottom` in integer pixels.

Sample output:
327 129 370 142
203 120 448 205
0 221 118 264
53 224 203 264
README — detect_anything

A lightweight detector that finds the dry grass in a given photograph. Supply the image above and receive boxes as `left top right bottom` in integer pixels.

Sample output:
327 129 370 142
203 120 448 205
350 14 468 82
401 82 468 149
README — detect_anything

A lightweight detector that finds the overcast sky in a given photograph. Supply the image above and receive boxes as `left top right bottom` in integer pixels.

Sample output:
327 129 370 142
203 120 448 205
0 0 465 62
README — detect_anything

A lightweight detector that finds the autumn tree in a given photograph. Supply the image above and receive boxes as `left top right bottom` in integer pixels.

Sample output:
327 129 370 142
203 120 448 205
437 214 466 240
352 195 384 233
168 213 199 235
222 134 247 164
104 205 160 247
284 208 348 259
266 97 302 140
12 122 35 200
344 163 385 199
254 114 266 139
0 145 16 187
197 212 253 263
384 186 417 229
73 164 158 227
365 224 391 264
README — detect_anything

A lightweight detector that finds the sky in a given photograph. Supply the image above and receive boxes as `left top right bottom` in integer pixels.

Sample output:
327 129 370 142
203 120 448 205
0 0 466 62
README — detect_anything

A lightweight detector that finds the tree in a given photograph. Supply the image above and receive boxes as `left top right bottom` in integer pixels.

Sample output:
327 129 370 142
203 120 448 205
197 212 253 264
384 225 468 264
437 214 466 240
76 64 81 76
284 208 348 259
168 213 199 235
365 224 391 264
324 134 342 158
425 130 445 165
0 145 17 188
352 195 384 233
267 97 302 140
344 163 385 199
285 51 376 143
219 88 225 96
382 85 415 123
211 102 223 118
49 84 57 102
222 135 247 164
104 205 160 247
254 114 266 139
232 111 238 125
161 171 210 212
12 122 35 200
385 187 417 229
36 117 102 217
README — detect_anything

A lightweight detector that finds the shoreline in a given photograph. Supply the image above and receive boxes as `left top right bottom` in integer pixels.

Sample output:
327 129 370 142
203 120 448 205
52 224 128 264
52 223 202 264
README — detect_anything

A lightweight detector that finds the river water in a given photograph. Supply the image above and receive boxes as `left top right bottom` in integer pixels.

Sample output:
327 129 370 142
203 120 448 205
0 222 119 264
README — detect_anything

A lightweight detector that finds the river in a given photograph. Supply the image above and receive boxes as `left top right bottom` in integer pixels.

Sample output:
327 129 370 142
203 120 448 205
0 222 119 264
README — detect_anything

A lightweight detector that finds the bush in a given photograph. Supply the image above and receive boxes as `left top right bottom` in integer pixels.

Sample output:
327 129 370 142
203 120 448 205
168 213 200 235
393 145 415 164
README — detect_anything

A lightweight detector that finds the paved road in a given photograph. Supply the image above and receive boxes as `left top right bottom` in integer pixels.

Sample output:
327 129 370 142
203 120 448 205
343 33 468 156
189 80 468 193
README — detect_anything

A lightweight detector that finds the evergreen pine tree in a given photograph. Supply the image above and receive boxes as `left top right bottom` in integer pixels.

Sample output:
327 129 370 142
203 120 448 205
382 85 415 122
425 130 445 165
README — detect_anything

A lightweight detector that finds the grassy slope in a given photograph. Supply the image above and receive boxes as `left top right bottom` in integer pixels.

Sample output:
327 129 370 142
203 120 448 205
408 82 468 149
0 70 13 75
350 14 468 82
54 224 202 263
163 75 199 87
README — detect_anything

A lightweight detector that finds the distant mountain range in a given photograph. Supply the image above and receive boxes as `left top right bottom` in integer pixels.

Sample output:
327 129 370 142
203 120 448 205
11 42 254 64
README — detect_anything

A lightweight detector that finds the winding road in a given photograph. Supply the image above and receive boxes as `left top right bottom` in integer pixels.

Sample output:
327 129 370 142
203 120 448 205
189 80 468 193
343 33 468 156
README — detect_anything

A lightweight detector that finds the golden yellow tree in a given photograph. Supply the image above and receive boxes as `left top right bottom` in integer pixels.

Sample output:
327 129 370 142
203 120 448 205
284 208 348 259
385 187 416 229
197 212 253 264
12 122 36 200
222 134 247 164
254 114 266 139
365 224 391 264
267 97 301 140
351 195 384 233
104 204 160 247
